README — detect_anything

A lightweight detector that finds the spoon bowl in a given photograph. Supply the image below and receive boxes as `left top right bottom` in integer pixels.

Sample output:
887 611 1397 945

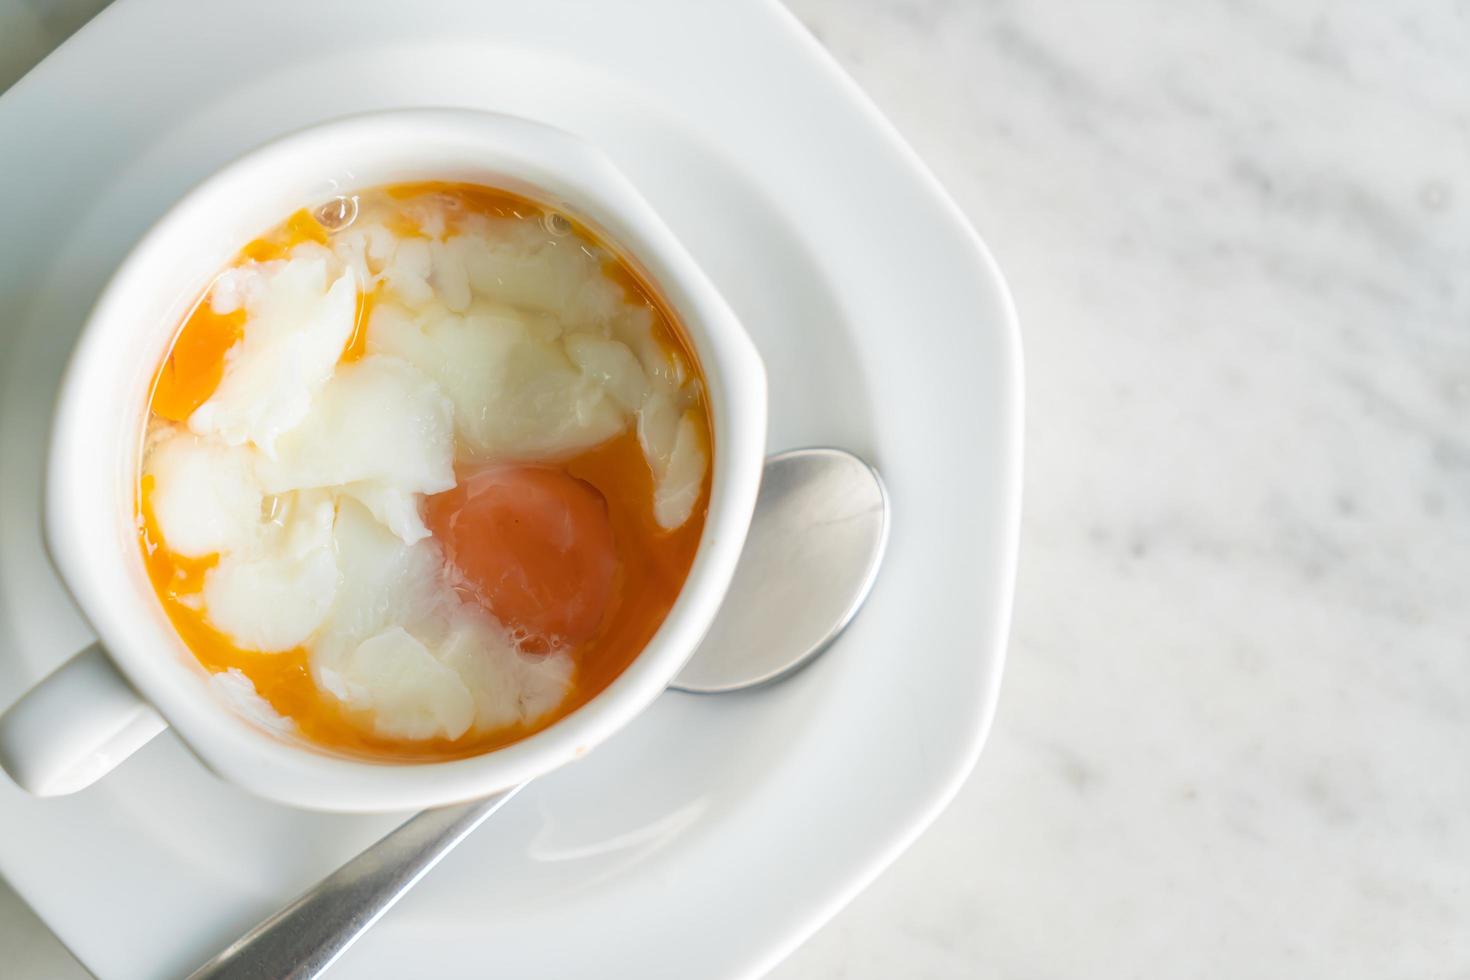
671 448 888 693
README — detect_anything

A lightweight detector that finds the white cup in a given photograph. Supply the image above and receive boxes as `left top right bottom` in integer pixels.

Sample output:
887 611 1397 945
0 109 766 813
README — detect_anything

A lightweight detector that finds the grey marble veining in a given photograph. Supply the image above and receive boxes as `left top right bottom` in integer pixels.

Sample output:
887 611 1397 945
2 0 1468 977
773 0 1470 976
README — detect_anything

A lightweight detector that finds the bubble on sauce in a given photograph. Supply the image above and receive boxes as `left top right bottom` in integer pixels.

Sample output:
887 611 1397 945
314 195 359 232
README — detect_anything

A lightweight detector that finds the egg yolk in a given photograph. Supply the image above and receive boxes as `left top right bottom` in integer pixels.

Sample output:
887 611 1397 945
427 465 618 647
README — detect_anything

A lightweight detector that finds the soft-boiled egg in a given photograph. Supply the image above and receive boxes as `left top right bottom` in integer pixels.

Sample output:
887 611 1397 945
139 183 712 760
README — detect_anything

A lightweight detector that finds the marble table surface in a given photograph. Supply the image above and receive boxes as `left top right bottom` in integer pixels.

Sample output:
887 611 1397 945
3 0 1468 977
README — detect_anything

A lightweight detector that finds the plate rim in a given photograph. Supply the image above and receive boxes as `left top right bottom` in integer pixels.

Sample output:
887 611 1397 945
0 0 1024 976
738 8 1022 975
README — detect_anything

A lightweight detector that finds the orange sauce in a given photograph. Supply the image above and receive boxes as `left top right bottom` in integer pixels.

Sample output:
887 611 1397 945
241 208 328 262
138 183 710 761
385 180 535 231
561 429 706 709
150 303 245 423
341 283 379 363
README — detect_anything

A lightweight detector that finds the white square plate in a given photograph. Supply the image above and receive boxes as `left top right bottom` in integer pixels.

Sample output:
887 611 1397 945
0 1 1021 977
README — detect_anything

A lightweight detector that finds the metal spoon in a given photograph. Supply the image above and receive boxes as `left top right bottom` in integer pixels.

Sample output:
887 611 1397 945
188 447 888 980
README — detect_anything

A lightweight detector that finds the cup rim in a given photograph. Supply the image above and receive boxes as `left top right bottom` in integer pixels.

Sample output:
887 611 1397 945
44 108 766 812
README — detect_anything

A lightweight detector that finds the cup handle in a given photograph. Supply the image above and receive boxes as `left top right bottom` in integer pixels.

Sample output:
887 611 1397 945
0 642 167 796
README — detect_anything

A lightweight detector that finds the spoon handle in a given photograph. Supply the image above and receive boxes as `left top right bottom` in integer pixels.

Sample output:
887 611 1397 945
187 786 522 980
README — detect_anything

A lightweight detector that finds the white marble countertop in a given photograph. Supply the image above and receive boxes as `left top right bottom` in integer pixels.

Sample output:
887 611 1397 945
4 0 1468 977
